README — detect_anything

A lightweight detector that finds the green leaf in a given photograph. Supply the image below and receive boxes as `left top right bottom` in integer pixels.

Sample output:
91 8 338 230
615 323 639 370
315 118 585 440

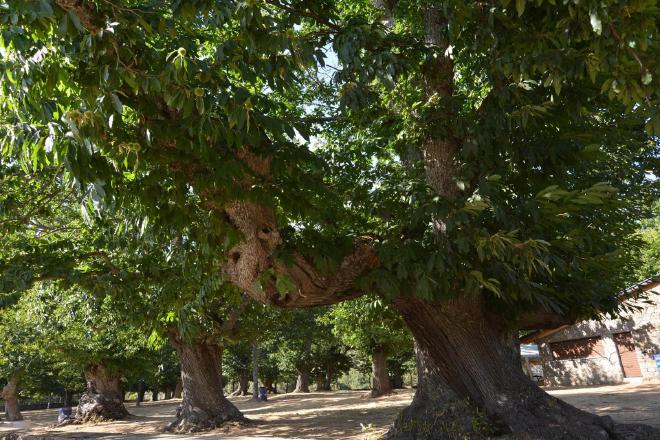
196 96 205 115
516 0 525 17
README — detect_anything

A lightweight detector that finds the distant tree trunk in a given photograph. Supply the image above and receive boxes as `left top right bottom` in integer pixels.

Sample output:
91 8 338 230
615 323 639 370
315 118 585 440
390 370 404 389
251 342 259 400
151 389 159 402
315 371 332 391
370 350 391 398
324 366 335 391
264 379 277 393
173 377 183 398
293 368 310 393
64 389 73 407
75 363 129 423
164 390 173 400
136 381 145 405
167 330 244 432
1 377 23 421
230 371 249 396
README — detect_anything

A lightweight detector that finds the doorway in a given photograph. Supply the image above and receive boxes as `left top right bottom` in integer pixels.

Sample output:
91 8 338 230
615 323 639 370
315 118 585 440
613 332 642 378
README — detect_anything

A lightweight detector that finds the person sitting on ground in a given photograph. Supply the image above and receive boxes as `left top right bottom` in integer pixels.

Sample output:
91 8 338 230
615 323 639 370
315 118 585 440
57 406 73 424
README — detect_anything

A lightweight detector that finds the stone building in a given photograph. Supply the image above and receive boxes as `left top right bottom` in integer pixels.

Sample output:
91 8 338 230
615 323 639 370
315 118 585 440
524 275 660 387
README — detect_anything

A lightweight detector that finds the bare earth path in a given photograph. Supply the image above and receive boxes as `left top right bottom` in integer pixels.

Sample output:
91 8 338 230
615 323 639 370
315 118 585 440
1 384 658 439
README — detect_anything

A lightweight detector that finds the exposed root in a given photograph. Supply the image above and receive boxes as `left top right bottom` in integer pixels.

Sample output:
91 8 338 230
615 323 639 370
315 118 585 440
166 402 247 433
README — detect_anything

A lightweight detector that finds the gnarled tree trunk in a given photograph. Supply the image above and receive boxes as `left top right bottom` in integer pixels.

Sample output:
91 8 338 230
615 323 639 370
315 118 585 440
76 363 129 423
386 340 492 439
293 368 310 393
167 331 245 432
390 296 660 439
1 377 23 421
371 350 392 398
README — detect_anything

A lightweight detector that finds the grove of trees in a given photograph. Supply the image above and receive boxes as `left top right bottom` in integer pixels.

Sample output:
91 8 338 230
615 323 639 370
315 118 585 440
0 0 658 439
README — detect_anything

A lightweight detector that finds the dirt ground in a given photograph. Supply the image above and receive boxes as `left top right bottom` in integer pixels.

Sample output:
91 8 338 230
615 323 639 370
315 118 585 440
0 383 658 439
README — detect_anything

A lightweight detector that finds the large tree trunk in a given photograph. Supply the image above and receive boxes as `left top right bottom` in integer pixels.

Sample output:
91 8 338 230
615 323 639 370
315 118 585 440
292 368 310 393
370 350 392 398
1 377 23 421
386 340 492 439
75 363 129 423
389 296 660 439
167 333 245 432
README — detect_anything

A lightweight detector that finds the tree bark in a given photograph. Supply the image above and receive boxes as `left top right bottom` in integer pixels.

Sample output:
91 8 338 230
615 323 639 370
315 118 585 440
173 377 183 398
1 377 23 421
371 350 392 398
230 371 249 396
390 296 660 439
151 389 159 402
293 368 310 393
75 363 129 423
167 331 245 432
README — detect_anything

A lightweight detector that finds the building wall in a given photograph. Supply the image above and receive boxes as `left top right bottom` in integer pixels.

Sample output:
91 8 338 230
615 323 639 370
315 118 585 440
538 284 660 387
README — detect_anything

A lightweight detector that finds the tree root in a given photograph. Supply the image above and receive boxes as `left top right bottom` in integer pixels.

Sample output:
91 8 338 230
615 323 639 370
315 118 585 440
74 391 129 423
165 403 248 433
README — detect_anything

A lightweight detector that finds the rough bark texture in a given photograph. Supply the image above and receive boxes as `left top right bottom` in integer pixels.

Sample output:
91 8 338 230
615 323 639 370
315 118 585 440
2 377 23 421
293 369 310 393
371 351 392 398
167 331 245 432
75 364 129 423
217 149 378 308
386 341 491 439
392 296 660 439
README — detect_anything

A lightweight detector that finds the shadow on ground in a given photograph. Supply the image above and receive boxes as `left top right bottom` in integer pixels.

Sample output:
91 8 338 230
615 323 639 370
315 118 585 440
1 384 659 439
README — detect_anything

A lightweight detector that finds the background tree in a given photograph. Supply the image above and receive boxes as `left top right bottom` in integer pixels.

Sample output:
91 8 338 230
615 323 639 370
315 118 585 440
635 201 660 280
329 296 412 397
